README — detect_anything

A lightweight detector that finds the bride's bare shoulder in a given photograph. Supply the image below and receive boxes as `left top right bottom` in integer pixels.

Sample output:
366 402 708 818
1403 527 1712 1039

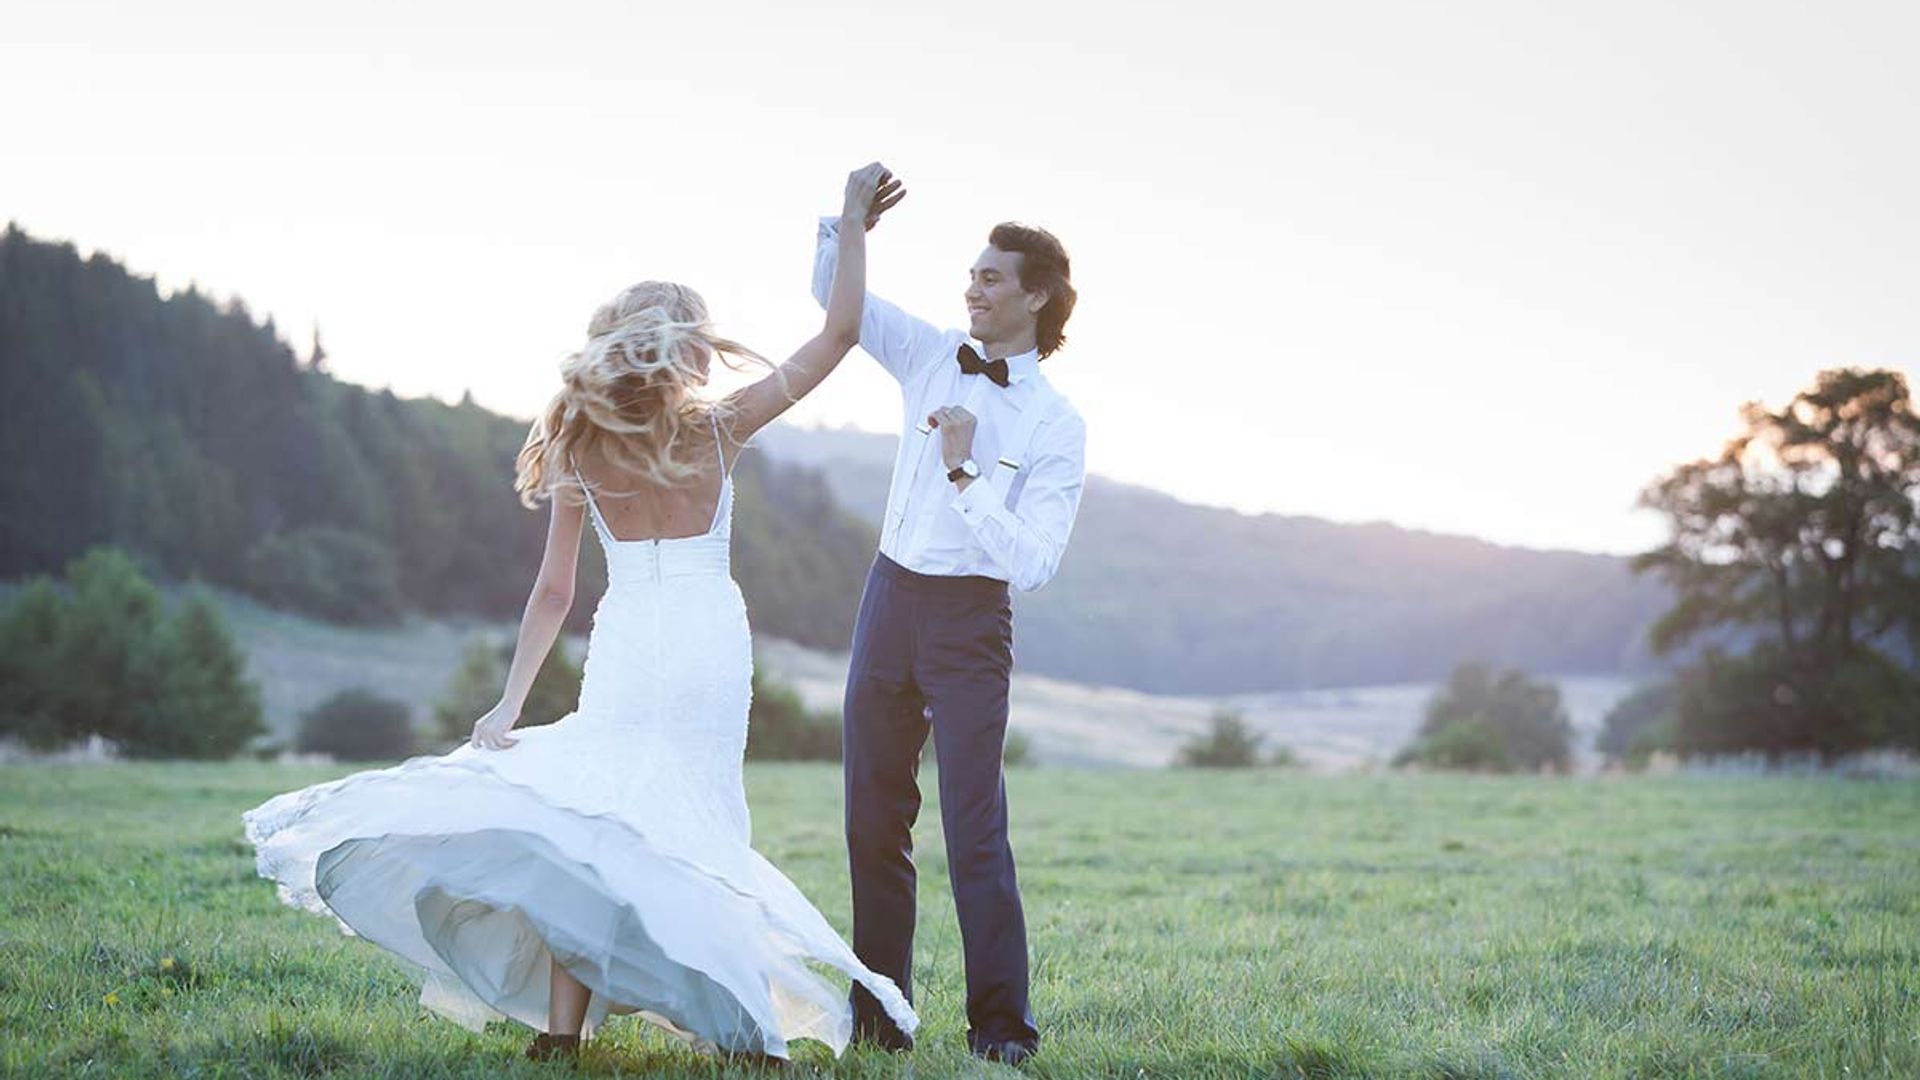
575 425 729 495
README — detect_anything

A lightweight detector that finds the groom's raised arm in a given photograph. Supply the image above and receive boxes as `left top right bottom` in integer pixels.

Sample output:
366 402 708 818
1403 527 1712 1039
812 215 947 386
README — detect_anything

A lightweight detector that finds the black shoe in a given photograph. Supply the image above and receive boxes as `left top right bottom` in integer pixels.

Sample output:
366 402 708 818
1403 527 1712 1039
972 1039 1036 1067
524 1032 581 1063
851 1022 914 1053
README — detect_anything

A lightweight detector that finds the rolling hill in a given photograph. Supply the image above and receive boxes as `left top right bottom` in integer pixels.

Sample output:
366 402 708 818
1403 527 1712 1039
752 423 1673 693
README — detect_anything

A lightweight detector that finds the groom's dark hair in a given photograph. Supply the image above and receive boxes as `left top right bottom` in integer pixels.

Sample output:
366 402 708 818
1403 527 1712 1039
989 223 1076 359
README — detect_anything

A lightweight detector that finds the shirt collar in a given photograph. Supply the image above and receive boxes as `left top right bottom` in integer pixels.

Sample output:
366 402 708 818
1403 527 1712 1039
970 341 1041 385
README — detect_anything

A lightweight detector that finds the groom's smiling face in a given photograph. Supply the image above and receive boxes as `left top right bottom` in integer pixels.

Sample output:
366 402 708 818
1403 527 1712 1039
966 246 1044 350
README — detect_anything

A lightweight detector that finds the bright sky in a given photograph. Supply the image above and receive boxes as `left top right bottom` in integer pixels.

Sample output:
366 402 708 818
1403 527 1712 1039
5 0 1915 554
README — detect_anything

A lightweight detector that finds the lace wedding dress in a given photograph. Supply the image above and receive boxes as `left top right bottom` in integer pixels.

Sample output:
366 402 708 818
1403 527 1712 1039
242 422 917 1057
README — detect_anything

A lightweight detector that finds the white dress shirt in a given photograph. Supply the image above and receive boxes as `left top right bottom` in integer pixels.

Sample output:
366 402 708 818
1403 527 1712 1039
812 216 1087 592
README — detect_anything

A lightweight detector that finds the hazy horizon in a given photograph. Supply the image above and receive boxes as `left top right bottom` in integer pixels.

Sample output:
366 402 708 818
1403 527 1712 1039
6 0 1915 556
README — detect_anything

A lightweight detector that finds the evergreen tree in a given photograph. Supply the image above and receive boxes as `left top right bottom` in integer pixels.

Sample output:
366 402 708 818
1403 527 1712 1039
0 547 262 758
124 586 265 759
52 547 166 747
0 576 69 748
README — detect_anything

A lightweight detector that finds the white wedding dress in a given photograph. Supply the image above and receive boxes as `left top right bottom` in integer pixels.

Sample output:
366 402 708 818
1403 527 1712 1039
242 424 917 1057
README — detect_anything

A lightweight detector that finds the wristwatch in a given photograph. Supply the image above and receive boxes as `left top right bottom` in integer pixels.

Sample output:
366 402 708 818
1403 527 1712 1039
947 459 980 483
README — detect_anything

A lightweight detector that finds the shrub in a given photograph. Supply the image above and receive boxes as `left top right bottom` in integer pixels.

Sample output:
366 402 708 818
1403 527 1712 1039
1397 662 1572 773
906 712 1032 769
1177 709 1265 768
432 636 581 744
745 669 841 761
1599 680 1677 768
433 638 503 744
297 688 415 761
1003 728 1034 768
1397 719 1513 771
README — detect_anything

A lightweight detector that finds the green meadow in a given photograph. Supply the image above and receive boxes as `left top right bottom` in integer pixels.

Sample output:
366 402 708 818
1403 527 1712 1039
1 763 1915 1079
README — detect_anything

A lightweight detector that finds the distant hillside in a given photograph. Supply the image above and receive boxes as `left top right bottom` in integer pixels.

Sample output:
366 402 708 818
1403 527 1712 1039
755 423 1674 693
0 221 1677 698
0 224 875 648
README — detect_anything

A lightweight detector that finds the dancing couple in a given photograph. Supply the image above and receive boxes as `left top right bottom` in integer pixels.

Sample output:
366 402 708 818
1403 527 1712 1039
244 161 1086 1069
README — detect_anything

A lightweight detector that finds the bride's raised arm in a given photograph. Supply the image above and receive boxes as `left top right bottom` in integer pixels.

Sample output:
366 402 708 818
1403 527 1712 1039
721 162 904 446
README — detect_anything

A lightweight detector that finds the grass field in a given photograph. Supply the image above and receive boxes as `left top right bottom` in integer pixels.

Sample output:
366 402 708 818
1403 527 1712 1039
0 763 1915 1078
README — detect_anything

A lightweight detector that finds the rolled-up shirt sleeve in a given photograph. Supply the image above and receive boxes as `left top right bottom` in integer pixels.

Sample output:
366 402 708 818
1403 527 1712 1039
812 215 947 385
950 406 1087 592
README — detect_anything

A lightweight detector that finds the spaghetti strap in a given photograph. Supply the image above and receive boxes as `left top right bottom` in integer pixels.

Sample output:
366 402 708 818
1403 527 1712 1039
568 453 612 540
706 414 731 535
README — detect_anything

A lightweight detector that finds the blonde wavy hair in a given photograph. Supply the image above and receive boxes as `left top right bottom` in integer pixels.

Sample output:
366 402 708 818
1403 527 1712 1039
514 281 770 510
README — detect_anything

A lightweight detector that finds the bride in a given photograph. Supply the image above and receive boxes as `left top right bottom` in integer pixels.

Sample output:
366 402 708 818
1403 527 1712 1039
243 163 912 1066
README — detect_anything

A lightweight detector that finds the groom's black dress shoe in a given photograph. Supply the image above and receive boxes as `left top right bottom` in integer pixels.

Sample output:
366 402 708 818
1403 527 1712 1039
971 1039 1037 1067
851 1022 913 1054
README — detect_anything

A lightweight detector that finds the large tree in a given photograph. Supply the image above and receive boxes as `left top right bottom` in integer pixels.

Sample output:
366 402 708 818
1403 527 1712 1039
1632 368 1920 756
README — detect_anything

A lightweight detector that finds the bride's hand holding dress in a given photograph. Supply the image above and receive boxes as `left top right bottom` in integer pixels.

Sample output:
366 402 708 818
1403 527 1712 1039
469 702 520 751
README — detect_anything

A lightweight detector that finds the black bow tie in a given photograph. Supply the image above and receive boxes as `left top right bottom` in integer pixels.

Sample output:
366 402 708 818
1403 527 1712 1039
956 343 1010 388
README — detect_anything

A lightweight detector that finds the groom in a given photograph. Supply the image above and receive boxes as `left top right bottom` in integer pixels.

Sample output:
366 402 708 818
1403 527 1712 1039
811 201 1087 1066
